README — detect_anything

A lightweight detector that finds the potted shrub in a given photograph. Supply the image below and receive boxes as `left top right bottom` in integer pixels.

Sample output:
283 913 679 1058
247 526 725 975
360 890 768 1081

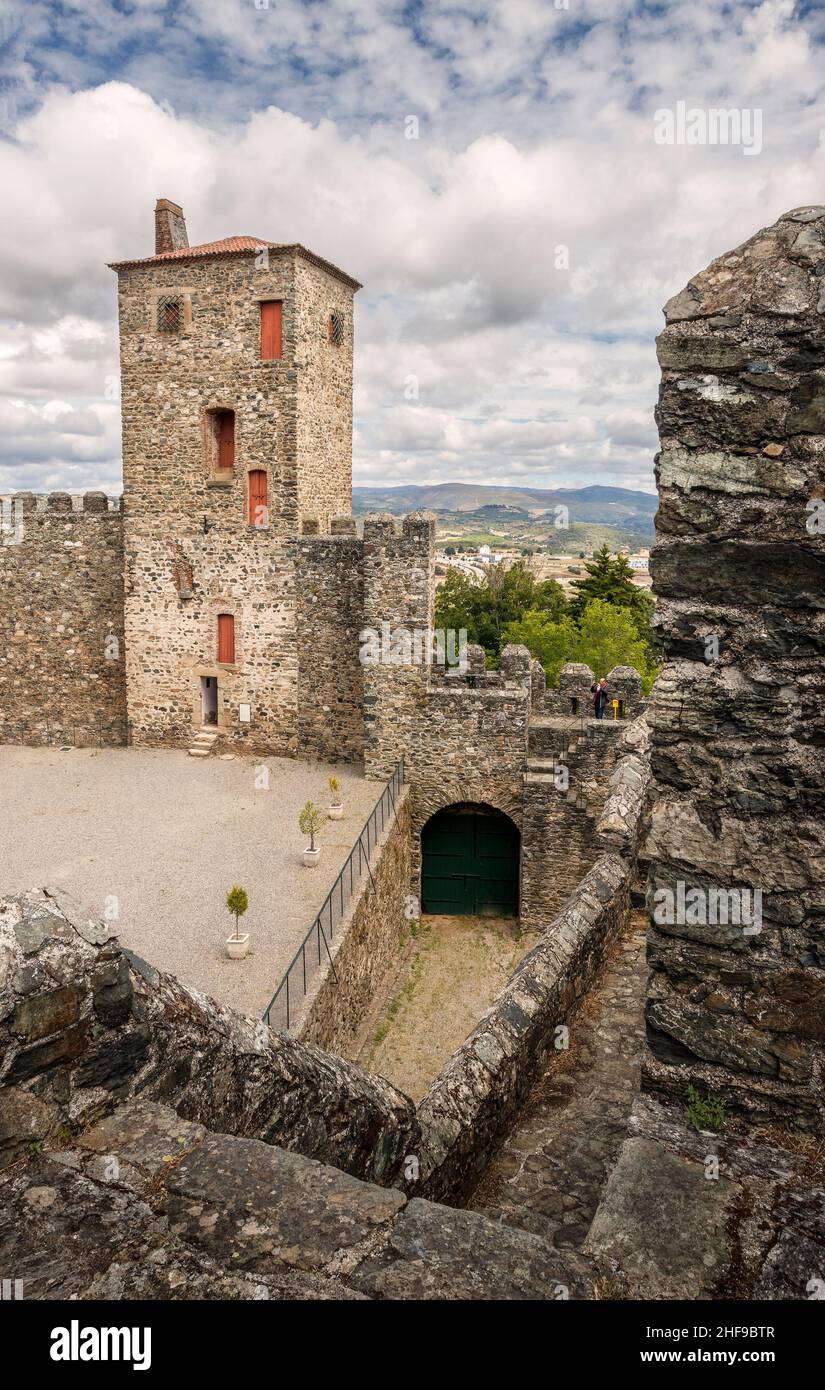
299 800 323 867
225 885 250 960
327 774 344 820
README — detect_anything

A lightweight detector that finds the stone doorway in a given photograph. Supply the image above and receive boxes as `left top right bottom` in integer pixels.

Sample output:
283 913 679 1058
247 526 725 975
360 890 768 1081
200 675 218 726
421 803 520 916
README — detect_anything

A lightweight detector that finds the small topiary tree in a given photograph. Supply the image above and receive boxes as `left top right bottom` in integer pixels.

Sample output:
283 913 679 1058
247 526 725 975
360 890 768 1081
328 775 341 802
299 800 323 851
226 885 249 941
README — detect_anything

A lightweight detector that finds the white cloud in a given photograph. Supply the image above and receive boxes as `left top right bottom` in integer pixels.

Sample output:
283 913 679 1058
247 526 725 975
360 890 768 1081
1 0 824 493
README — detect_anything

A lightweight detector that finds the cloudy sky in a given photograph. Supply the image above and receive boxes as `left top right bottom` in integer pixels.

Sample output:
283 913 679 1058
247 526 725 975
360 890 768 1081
1 0 824 498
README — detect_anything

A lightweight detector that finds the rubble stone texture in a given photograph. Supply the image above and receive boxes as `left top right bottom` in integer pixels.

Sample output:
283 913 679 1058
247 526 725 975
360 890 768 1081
0 493 126 746
0 888 419 1186
645 206 825 1132
0 1099 592 1300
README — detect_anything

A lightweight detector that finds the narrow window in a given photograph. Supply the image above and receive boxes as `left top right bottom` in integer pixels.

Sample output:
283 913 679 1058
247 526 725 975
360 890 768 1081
157 296 183 332
247 470 268 528
260 301 282 360
217 614 235 664
217 410 235 470
328 309 344 345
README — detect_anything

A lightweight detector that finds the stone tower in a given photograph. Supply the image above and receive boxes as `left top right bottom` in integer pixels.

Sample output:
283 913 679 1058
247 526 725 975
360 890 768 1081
110 199 360 750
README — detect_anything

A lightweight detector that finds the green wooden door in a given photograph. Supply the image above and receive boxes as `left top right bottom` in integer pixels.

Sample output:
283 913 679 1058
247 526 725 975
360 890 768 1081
421 806 519 916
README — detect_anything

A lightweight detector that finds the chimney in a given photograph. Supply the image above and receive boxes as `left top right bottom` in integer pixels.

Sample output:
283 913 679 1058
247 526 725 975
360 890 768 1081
154 198 189 255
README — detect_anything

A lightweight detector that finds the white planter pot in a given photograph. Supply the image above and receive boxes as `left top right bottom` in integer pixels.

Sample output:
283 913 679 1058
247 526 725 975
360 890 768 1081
328 803 344 820
226 933 250 960
303 847 321 867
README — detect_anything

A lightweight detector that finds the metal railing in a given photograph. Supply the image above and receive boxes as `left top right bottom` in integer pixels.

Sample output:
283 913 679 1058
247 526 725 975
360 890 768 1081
262 760 404 1033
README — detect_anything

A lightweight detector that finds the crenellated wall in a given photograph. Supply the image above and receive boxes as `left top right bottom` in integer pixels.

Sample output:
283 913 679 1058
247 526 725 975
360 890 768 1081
645 205 825 1133
0 492 126 746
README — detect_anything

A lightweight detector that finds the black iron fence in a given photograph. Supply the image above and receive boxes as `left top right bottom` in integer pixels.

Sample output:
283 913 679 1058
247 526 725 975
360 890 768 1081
262 760 405 1033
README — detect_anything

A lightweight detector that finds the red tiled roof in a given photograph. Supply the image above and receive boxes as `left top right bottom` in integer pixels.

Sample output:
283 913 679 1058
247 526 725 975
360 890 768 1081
108 237 361 289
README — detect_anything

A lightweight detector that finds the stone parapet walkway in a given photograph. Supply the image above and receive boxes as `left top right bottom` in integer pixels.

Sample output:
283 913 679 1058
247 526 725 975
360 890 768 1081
468 911 647 1249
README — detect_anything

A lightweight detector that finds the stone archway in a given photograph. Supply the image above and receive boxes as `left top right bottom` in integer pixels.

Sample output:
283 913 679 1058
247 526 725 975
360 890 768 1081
421 802 520 917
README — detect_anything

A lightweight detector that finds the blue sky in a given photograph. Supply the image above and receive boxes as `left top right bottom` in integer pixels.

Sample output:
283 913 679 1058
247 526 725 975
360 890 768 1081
2 0 825 496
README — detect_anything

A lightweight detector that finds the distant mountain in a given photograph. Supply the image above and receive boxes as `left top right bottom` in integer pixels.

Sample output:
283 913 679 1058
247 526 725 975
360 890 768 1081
352 483 657 535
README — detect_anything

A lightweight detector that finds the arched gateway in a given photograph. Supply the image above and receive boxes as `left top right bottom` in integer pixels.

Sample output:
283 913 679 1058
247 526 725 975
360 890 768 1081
421 803 520 917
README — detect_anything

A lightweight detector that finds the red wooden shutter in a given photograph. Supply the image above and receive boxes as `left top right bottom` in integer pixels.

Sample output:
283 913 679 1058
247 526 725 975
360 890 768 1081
248 470 268 526
260 301 282 360
217 614 235 664
217 411 235 469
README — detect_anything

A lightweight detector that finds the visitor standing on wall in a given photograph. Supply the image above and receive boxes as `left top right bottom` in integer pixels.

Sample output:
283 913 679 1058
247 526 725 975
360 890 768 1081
592 678 609 719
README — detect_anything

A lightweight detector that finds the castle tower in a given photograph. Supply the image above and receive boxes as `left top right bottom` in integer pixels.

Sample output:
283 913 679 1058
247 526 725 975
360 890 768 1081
110 199 360 749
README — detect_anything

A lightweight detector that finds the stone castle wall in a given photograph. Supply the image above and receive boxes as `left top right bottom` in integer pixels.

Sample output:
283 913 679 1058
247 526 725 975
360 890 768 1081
521 720 625 931
294 525 365 762
0 492 126 746
644 206 825 1133
416 719 650 1204
294 257 355 529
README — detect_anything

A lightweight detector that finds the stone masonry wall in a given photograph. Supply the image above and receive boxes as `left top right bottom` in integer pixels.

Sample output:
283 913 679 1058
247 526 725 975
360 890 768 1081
0 492 126 746
294 527 364 761
360 534 641 917
416 721 650 1204
297 789 411 1055
0 887 420 1186
361 512 436 782
521 721 624 932
645 206 825 1133
295 257 355 530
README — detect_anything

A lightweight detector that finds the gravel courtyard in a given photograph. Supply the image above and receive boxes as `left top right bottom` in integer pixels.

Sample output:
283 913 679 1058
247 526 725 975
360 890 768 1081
0 745 382 1020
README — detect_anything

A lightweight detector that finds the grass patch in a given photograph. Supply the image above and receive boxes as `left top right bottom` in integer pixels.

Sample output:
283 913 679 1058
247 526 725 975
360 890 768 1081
685 1084 726 1134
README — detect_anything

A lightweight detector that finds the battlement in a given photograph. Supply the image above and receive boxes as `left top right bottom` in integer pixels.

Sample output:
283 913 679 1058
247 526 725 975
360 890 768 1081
0 487 126 748
1 490 121 516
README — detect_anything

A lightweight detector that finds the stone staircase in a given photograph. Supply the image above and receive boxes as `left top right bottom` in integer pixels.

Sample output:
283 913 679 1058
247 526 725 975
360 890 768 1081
188 727 219 758
527 718 580 786
524 719 601 813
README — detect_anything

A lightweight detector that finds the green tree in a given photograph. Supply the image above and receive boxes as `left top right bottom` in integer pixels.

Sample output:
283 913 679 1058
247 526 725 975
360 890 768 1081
568 545 641 617
299 800 323 851
502 610 579 686
572 600 657 692
226 886 249 942
435 561 567 666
